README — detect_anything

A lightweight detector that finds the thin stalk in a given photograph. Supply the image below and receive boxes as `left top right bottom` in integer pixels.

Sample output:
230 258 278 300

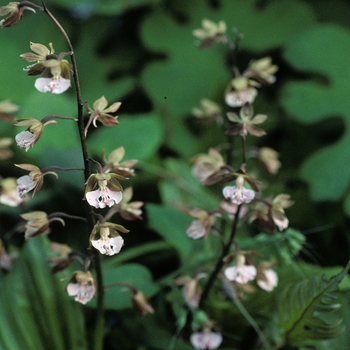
199 205 242 310
41 2 104 349
241 136 247 165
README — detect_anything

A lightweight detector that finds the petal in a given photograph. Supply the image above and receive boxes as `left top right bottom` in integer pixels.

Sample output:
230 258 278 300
91 236 124 256
105 187 123 205
15 131 35 151
93 96 108 111
235 265 257 284
222 185 236 199
76 285 95 304
17 175 37 198
225 88 257 107
85 189 102 208
103 101 122 114
222 185 255 205
29 42 50 57
66 282 80 296
186 220 206 239
190 332 223 350
224 266 239 281
35 77 71 94
242 187 255 203
257 269 278 291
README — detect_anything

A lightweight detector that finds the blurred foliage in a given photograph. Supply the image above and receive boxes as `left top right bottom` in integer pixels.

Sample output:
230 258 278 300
1 0 350 349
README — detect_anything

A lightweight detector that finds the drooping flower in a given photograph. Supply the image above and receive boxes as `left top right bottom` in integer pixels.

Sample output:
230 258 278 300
222 175 255 205
256 264 278 292
47 242 73 274
271 194 294 231
15 117 57 151
193 18 227 48
117 187 143 221
15 163 58 198
192 99 223 125
66 271 95 304
103 146 138 178
190 330 223 350
174 273 206 308
224 253 257 284
84 172 124 209
20 42 72 94
186 208 219 240
191 148 226 184
131 289 155 316
89 221 129 256
0 1 38 28
244 56 278 85
225 77 259 108
226 103 267 138
0 177 24 206
249 194 294 232
20 211 65 239
84 96 121 135
257 147 281 175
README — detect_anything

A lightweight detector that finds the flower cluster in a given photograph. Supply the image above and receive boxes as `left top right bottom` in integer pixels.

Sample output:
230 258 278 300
224 252 278 292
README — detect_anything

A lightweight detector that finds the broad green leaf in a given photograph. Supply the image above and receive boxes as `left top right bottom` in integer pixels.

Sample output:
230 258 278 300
0 237 87 350
141 0 316 156
274 261 350 347
281 24 350 203
88 113 163 160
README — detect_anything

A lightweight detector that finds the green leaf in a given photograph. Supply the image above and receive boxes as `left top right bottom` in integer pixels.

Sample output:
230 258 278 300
88 113 163 160
0 237 87 350
281 24 350 202
275 261 350 347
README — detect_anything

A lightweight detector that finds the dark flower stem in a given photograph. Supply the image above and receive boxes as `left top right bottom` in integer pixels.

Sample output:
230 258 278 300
199 205 241 310
242 136 247 165
41 2 104 349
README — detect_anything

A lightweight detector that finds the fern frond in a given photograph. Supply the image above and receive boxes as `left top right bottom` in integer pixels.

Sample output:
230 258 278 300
275 261 350 347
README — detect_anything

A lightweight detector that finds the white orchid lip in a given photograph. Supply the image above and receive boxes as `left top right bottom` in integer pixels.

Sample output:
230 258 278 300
16 175 37 198
66 283 95 305
34 77 71 94
222 184 255 205
190 331 223 350
224 264 257 284
15 130 35 151
91 235 124 256
186 219 206 239
85 187 122 209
